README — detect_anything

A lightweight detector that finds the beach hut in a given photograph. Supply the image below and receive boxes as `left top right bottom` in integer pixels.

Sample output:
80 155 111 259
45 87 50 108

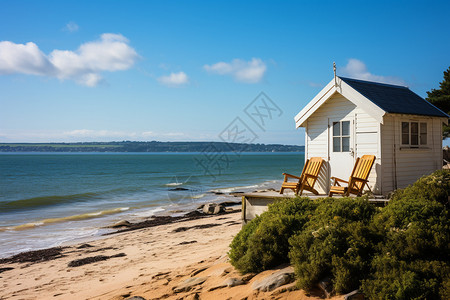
295 75 449 196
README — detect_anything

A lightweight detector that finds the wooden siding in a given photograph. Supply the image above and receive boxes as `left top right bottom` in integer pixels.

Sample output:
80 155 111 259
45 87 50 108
381 115 443 191
305 93 380 194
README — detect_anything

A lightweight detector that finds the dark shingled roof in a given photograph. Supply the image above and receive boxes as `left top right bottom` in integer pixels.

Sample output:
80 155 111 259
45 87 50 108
340 77 449 118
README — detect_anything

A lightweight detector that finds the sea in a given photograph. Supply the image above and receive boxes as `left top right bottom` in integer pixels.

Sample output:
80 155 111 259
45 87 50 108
0 152 304 258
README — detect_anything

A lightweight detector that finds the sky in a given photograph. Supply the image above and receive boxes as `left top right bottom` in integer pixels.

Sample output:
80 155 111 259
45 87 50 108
0 0 449 146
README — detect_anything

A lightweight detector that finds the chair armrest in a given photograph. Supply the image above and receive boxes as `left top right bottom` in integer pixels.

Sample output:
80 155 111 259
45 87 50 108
331 177 349 184
351 178 368 183
282 173 302 180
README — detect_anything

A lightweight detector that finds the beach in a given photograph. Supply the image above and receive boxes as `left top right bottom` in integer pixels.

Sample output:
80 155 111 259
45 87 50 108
0 206 342 300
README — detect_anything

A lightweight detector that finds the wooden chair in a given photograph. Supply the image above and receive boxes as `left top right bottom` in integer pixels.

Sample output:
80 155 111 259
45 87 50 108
328 155 376 197
280 157 324 196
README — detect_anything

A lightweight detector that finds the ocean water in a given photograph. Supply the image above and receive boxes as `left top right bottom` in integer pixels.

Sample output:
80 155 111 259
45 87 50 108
0 152 304 258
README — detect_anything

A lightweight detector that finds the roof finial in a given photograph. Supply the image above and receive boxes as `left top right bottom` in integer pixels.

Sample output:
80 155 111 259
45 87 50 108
333 62 337 86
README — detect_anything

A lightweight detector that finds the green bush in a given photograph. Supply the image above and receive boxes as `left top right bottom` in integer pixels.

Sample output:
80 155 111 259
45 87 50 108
289 198 379 293
361 192 449 299
390 169 450 207
229 197 317 273
228 170 450 298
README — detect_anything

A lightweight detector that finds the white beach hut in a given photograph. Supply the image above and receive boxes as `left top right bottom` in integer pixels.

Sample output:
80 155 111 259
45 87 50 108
295 76 449 196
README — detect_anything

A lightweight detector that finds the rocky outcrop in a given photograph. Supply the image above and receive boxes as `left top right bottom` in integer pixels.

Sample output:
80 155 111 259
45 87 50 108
202 203 224 214
252 266 295 292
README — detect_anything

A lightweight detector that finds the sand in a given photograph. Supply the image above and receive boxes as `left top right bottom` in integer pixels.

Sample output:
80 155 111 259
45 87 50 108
0 209 343 300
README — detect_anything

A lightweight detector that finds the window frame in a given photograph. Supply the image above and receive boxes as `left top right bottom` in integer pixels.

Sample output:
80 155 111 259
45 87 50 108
332 120 351 152
400 120 428 148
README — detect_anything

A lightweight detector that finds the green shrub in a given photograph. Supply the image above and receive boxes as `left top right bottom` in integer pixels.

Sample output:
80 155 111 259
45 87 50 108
289 198 379 293
390 169 450 207
361 172 449 300
229 197 317 273
361 256 450 300
229 170 450 298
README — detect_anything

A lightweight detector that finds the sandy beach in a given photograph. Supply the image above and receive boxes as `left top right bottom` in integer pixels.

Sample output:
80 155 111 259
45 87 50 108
0 206 343 300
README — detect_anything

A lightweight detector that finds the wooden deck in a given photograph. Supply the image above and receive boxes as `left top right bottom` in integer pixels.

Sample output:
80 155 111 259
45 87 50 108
241 191 389 223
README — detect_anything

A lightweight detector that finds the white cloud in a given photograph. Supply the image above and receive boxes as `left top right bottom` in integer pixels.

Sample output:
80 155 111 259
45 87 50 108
0 33 139 86
341 58 405 85
0 41 56 76
204 58 266 83
64 22 79 33
158 71 189 87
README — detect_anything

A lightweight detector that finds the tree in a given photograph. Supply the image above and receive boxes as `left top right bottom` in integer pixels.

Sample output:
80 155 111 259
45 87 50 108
426 67 450 139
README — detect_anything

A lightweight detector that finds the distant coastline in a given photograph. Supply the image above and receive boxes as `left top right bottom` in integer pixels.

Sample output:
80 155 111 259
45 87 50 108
0 141 304 153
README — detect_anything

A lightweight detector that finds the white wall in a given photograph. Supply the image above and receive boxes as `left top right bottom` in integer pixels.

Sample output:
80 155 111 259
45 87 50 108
305 93 380 194
382 115 444 191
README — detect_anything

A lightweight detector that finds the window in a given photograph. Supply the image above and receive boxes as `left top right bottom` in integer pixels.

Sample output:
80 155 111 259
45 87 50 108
401 121 427 147
332 121 350 152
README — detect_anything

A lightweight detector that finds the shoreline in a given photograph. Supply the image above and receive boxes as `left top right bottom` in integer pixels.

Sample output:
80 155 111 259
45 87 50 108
0 201 341 300
0 206 245 299
0 180 280 259
0 199 242 263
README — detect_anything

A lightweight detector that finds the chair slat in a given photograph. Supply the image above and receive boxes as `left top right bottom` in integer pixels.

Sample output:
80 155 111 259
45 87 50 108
280 157 324 196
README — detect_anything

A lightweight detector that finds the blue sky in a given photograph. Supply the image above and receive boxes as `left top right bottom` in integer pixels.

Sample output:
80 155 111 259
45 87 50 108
0 0 449 145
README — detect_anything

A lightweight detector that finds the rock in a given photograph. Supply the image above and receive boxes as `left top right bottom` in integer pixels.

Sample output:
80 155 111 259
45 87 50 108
222 277 245 287
173 277 207 293
125 297 146 300
318 277 333 298
252 266 295 292
344 290 365 300
208 277 245 291
109 220 131 228
169 187 189 191
202 203 224 214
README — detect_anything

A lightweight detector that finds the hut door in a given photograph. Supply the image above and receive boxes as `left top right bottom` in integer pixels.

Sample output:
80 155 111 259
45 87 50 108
329 118 355 181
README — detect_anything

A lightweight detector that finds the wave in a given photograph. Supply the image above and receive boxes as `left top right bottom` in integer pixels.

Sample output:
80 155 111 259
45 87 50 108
0 192 106 212
131 207 165 218
210 184 260 194
164 182 183 187
0 186 147 213
0 207 130 232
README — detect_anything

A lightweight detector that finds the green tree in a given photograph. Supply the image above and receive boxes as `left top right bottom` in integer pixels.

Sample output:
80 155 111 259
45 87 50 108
426 67 450 139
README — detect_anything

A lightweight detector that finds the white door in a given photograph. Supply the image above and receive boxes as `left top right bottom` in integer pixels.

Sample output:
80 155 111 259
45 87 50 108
329 118 355 181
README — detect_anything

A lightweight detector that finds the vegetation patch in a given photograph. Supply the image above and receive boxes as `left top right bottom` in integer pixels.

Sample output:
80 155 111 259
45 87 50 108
229 170 450 299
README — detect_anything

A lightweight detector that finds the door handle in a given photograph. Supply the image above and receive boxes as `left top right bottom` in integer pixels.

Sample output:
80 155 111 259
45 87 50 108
350 148 354 157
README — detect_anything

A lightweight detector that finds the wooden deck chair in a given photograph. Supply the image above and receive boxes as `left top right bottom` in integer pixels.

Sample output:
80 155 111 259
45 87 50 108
280 157 324 196
329 155 376 197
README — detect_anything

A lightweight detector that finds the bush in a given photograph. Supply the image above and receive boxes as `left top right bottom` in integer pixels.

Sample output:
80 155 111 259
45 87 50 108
228 170 450 298
361 191 449 299
289 198 379 293
361 257 450 300
229 197 317 273
390 169 450 207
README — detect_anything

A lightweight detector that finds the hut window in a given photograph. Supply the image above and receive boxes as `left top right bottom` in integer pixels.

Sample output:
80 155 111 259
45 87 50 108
401 122 409 144
401 121 427 147
332 121 350 152
420 123 427 145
